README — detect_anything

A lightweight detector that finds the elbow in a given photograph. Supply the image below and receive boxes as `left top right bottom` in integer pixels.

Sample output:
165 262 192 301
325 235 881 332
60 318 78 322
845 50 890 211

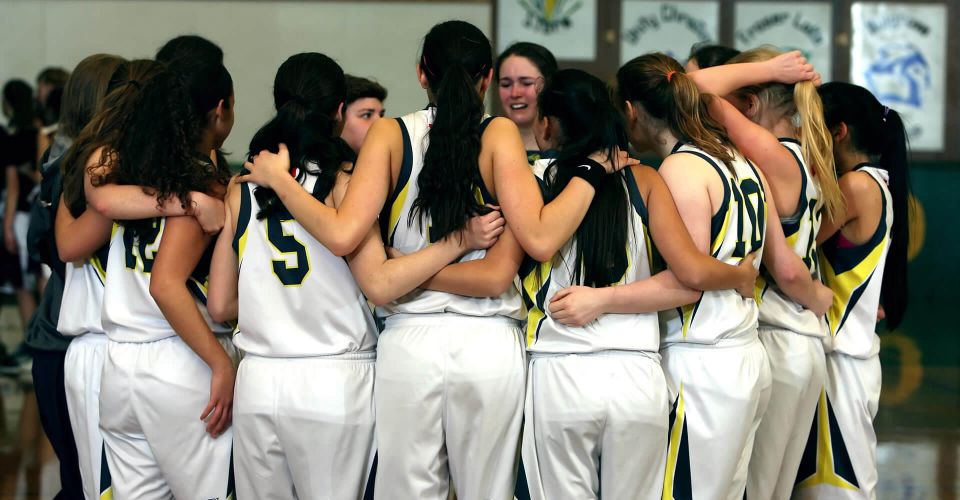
519 232 557 263
148 277 174 306
525 241 555 264
776 265 804 289
328 233 359 257
365 290 391 308
89 196 112 217
56 242 82 264
673 266 706 291
483 269 518 297
207 300 233 324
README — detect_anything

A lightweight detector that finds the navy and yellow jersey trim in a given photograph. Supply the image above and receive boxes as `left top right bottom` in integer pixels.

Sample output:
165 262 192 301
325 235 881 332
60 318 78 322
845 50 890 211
794 390 861 492
99 443 113 500
89 243 110 285
379 117 414 246
522 262 552 347
233 182 252 259
623 167 654 269
820 168 889 336
779 140 809 237
672 149 731 257
663 386 692 500
623 167 649 223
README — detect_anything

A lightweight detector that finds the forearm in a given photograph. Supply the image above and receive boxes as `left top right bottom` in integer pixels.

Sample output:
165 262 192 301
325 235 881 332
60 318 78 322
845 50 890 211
689 62 775 96
207 226 239 323
88 184 191 220
771 262 823 311
515 179 594 261
153 283 231 370
419 257 514 298
364 242 464 306
675 253 749 291
55 199 112 262
601 271 703 314
273 173 368 256
349 225 466 306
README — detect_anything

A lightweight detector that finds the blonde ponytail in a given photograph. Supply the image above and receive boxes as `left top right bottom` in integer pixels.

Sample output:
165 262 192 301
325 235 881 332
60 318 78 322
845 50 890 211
795 81 844 221
730 47 844 220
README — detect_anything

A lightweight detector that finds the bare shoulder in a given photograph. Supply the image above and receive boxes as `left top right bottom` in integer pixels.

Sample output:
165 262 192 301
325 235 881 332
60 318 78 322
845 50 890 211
838 170 881 211
629 163 661 182
658 152 717 181
839 170 879 195
366 116 401 140
482 116 523 145
225 175 242 205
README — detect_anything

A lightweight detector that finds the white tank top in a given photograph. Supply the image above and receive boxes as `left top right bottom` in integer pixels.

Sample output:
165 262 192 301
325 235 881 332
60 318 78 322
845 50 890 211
756 139 826 337
375 108 523 321
660 143 767 346
232 174 378 357
524 160 659 354
57 245 109 337
101 219 232 343
820 166 892 358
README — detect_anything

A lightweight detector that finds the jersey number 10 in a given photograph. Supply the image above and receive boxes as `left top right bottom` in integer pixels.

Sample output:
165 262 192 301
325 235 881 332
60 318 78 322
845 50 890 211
731 178 765 259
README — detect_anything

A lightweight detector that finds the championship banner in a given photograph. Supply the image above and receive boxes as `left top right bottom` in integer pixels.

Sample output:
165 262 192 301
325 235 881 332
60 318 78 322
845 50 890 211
734 2 832 81
850 2 946 152
497 0 598 61
620 1 720 64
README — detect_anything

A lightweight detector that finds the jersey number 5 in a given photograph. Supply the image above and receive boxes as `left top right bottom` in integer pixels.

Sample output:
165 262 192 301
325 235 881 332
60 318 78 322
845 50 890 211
267 218 310 286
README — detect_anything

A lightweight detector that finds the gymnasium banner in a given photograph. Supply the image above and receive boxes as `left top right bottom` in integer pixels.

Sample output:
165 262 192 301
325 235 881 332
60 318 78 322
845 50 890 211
620 1 720 64
497 0 597 61
733 2 833 81
850 3 946 152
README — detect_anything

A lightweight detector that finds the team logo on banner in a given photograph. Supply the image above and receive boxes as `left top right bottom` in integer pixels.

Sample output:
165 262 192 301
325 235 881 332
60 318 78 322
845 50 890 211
518 0 583 33
733 2 833 81
851 3 946 152
497 0 597 60
620 1 720 64
864 43 931 108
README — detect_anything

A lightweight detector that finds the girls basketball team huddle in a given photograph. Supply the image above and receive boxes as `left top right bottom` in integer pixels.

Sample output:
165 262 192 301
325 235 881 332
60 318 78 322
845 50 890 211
47 19 908 500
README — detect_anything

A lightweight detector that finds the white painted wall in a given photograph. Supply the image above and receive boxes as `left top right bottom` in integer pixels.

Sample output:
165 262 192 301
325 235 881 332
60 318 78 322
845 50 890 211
0 0 491 157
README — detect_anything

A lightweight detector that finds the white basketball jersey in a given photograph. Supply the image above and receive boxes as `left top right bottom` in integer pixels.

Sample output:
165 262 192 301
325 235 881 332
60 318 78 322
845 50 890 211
232 175 378 357
756 139 825 337
524 160 659 354
101 219 231 343
57 245 109 337
660 143 767 346
375 109 523 320
819 166 892 358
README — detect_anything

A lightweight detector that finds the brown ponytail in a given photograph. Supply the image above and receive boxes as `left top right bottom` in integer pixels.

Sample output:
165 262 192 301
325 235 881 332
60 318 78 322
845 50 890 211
616 53 735 168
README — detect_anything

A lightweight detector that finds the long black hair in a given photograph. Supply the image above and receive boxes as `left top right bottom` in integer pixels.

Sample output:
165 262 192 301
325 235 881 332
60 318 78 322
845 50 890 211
410 20 493 240
540 69 631 287
91 63 225 238
248 52 352 219
818 82 910 329
3 79 36 131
